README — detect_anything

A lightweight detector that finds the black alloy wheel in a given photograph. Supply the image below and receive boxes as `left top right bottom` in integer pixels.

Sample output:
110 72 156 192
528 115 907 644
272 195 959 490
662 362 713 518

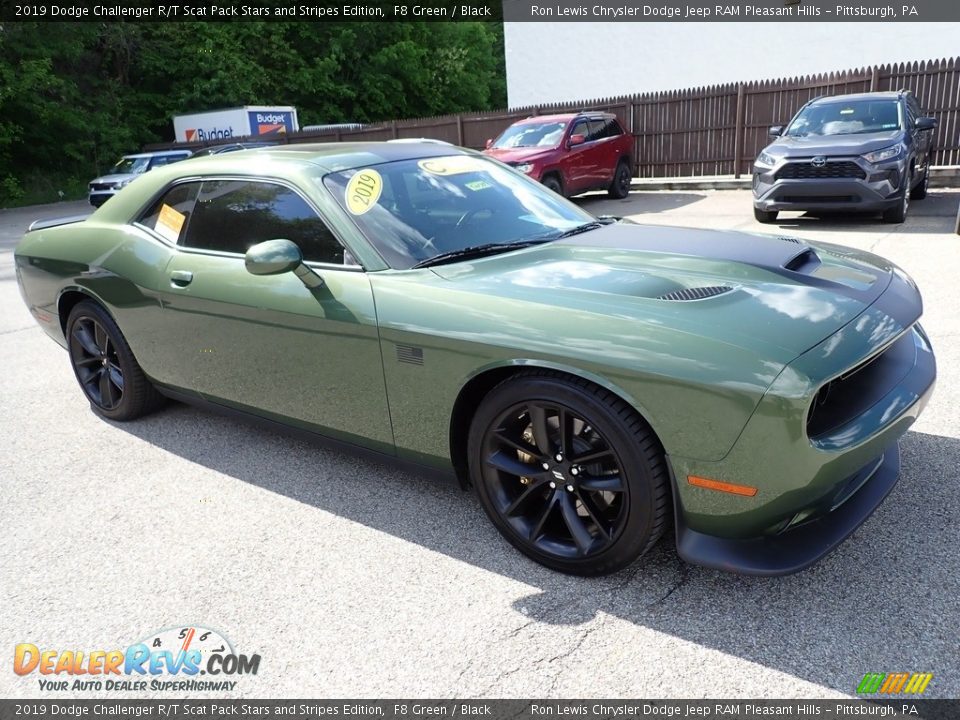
608 161 632 199
542 175 564 196
66 300 165 421
470 372 670 575
70 315 124 411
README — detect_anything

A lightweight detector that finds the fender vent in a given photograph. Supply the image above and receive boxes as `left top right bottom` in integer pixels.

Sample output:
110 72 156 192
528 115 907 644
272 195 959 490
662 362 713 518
777 236 802 244
396 344 424 365
657 286 733 302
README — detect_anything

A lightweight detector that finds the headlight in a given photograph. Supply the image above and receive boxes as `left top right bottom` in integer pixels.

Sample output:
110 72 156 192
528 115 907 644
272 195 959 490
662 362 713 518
514 163 535 175
756 151 777 167
862 145 902 164
114 178 133 189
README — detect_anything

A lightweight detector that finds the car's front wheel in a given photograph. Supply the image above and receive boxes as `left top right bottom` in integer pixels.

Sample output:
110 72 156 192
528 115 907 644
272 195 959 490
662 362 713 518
882 183 911 224
754 207 778 224
468 371 671 576
542 174 564 197
66 300 165 421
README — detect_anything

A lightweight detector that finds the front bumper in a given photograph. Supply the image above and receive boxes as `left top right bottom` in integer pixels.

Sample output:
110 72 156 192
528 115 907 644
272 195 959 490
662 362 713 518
675 445 901 576
669 263 936 575
89 191 116 208
753 156 906 213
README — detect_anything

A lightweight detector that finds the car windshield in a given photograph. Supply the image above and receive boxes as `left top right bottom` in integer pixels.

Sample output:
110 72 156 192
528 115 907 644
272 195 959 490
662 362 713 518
785 100 902 137
111 156 150 174
321 155 594 270
491 121 567 149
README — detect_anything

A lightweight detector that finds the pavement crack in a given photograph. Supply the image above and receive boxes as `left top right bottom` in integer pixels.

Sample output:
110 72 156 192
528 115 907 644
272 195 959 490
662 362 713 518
545 623 598 665
0 326 36 336
646 561 691 609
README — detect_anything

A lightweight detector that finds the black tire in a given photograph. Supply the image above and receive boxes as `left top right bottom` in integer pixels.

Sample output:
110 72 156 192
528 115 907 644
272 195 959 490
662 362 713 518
542 174 564 196
910 166 929 200
468 370 671 576
66 300 165 421
608 160 632 199
882 183 910 224
754 207 778 224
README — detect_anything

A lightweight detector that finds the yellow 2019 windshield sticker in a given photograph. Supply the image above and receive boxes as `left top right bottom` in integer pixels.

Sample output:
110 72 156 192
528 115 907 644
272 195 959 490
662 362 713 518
346 169 383 215
418 156 485 176
155 204 186 243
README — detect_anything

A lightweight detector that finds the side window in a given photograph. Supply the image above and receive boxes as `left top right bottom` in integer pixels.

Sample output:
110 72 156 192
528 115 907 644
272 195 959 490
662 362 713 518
587 120 606 141
570 120 590 141
909 98 922 127
606 119 624 137
183 180 346 264
138 182 201 244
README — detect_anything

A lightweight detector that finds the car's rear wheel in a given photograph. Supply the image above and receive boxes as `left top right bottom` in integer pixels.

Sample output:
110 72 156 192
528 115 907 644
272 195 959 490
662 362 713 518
608 160 632 199
542 174 564 197
910 166 929 200
754 207 778 224
468 371 670 576
66 300 165 421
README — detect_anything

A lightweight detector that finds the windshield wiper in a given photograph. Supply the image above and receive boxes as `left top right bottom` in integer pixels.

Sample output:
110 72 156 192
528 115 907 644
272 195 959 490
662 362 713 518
411 239 550 269
550 218 616 239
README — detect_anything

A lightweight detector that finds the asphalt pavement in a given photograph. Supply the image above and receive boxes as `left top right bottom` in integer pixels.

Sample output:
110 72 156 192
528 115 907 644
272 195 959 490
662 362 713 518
1 189 958 699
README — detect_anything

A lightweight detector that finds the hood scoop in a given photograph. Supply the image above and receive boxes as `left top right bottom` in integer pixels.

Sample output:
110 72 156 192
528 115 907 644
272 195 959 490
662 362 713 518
784 247 822 273
657 285 733 302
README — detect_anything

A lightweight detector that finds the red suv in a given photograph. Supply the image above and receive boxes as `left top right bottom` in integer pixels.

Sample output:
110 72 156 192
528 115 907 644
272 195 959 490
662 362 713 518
483 112 634 198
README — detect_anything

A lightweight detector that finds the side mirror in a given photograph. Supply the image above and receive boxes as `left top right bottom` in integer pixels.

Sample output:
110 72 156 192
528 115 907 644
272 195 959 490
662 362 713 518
915 117 937 131
569 133 586 147
768 126 784 138
485 138 493 149
245 239 325 289
245 239 302 275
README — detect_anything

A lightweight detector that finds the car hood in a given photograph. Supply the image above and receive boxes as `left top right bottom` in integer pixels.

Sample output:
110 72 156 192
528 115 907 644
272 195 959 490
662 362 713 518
430 224 896 364
765 131 902 158
89 172 138 185
483 147 556 164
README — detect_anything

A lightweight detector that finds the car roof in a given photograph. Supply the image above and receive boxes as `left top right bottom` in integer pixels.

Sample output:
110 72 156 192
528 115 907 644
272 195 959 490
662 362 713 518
123 150 192 159
176 141 474 173
810 91 905 105
512 112 615 125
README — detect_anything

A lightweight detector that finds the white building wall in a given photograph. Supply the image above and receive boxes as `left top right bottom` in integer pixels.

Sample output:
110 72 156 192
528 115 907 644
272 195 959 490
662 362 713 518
504 22 960 107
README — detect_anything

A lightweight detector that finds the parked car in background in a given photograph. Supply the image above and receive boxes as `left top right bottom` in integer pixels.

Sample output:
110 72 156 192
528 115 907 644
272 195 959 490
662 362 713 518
753 90 937 224
189 142 277 157
483 112 634 199
88 150 192 207
17 142 935 577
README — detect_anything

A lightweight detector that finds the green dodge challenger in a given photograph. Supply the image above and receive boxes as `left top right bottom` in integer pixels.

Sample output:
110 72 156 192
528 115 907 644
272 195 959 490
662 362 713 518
15 143 936 576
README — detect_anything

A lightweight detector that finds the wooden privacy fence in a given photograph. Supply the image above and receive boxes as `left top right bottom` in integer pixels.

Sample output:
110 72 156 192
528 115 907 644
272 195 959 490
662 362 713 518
153 57 960 178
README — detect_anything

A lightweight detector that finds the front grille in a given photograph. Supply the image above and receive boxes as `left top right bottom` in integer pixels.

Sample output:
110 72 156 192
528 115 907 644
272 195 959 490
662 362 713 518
89 183 114 191
775 161 866 181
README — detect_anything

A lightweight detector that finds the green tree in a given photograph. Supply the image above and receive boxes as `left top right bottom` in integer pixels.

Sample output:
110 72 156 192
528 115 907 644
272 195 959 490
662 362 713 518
0 20 506 206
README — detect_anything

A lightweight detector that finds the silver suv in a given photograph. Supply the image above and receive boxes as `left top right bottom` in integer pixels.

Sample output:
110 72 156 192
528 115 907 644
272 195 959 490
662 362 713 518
89 150 192 207
753 91 937 224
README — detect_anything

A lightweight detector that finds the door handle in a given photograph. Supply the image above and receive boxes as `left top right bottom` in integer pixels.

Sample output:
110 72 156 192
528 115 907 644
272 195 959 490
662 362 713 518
170 270 194 287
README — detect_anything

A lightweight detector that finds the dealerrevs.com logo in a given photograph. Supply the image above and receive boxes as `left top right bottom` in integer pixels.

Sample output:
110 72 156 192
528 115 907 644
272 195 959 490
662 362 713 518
14 626 260 692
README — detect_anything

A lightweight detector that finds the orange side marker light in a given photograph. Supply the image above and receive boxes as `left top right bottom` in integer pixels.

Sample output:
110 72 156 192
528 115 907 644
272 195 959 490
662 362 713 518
687 476 758 497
